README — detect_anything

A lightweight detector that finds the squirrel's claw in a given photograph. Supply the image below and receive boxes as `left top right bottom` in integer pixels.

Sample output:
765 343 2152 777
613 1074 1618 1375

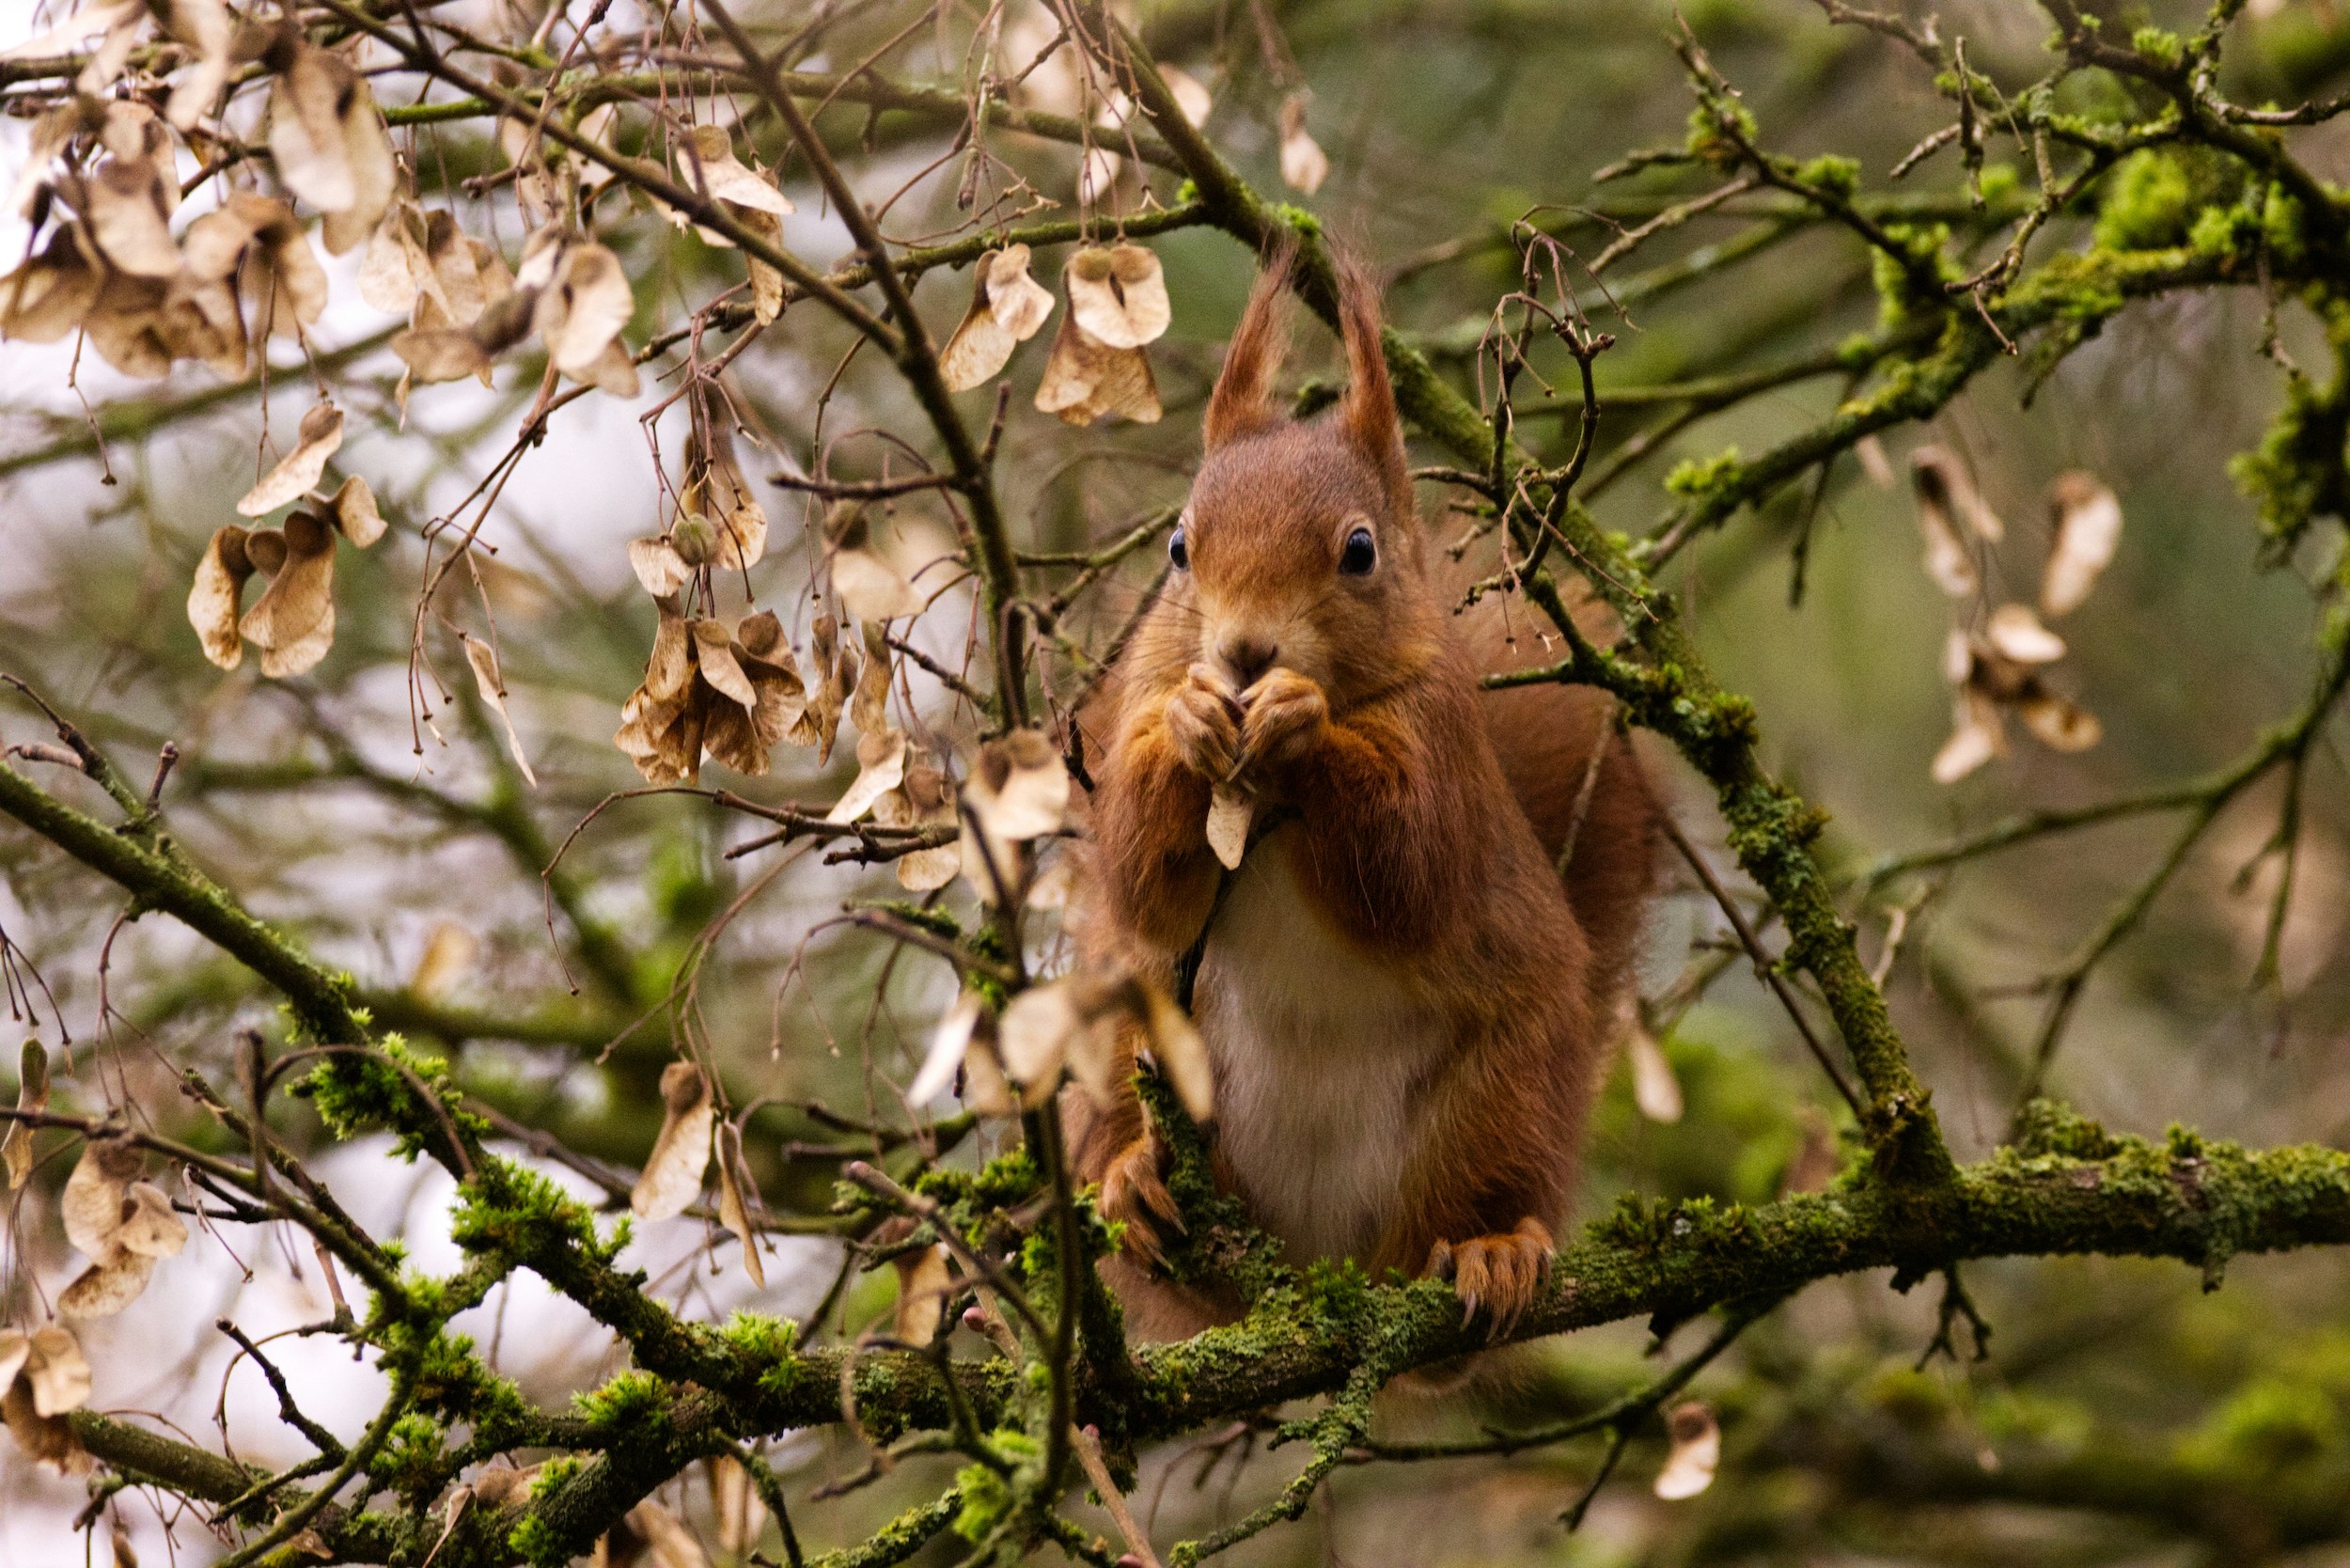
1167 663 1246 784
1426 1218 1555 1341
1099 1128 1184 1271
1236 666 1328 772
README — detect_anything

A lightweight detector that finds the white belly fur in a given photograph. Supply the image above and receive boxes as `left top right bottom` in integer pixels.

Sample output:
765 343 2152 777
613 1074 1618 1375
1192 826 1450 1265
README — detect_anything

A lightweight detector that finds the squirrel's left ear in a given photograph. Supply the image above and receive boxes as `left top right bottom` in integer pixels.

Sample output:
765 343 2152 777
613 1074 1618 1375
1333 251 1405 491
1204 238 1297 451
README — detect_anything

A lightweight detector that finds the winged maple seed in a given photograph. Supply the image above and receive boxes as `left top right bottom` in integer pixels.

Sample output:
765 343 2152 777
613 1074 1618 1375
614 603 808 784
959 728 1071 898
2044 470 2123 617
1909 444 2004 598
58 1136 186 1320
460 634 538 787
2 1324 92 1471
892 1243 953 1346
631 1061 714 1222
1933 620 2102 785
1279 91 1331 195
1 1041 46 1190
190 486 384 677
1653 1401 1721 1500
238 400 344 516
709 1453 768 1557
713 1120 764 1287
875 760 962 891
1065 243 1172 350
670 121 795 320
262 30 397 253
938 243 1057 391
593 1498 712 1568
993 969 1213 1121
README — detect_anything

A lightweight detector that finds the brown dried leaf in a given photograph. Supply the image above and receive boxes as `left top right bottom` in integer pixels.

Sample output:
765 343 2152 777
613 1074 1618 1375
892 1244 952 1348
322 81 398 256
411 921 477 1001
827 728 908 824
2 1040 46 1190
391 325 490 384
359 199 431 316
23 1325 91 1417
3 1371 88 1470
850 622 892 736
240 511 338 677
911 992 983 1105
574 337 642 398
535 243 633 376
1034 306 1161 426
1931 690 2005 784
785 615 847 763
713 1120 764 1288
238 402 344 517
1278 93 1330 196
2020 692 2102 752
323 477 383 550
628 537 692 597
1653 1402 1719 1500
1983 603 2065 665
616 599 702 784
833 547 924 621
462 634 538 787
618 1499 712 1568
692 618 757 708
997 980 1076 1104
683 123 795 217
63 1137 143 1258
60 1250 157 1319
2043 471 2123 618
165 0 234 130
188 525 256 668
117 1182 187 1258
709 1453 766 1558
1205 783 1251 870
81 159 180 278
269 44 366 214
878 762 960 892
1909 447 1980 598
1627 1014 1683 1123
1137 979 1214 1124
1065 243 1170 350
631 1060 713 1222
2 232 102 343
939 245 1055 390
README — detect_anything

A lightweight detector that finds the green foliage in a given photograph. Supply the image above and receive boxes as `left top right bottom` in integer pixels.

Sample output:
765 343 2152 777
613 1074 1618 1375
572 1369 669 1434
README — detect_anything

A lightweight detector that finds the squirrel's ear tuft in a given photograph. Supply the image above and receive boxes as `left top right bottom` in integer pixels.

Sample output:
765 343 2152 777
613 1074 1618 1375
1203 237 1297 451
1333 249 1403 484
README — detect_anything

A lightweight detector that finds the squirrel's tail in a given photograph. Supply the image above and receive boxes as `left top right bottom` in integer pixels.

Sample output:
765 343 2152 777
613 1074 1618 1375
1457 573 1664 1026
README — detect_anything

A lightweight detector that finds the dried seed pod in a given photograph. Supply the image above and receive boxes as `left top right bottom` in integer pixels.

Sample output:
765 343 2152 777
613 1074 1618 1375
827 728 908 824
239 510 338 678
1278 92 1330 195
237 401 345 517
2043 471 2123 617
1653 1401 1720 1500
461 634 538 787
1064 243 1170 350
533 242 634 377
938 244 1056 391
630 1061 713 1222
1 1040 46 1189
188 525 257 668
1034 302 1161 426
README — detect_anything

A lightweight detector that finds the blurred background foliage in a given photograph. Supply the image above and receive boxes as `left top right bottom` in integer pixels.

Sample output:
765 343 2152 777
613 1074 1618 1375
5 0 2350 1562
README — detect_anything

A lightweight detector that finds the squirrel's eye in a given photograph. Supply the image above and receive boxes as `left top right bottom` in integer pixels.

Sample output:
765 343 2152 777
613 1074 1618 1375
1168 525 1190 572
1339 525 1377 576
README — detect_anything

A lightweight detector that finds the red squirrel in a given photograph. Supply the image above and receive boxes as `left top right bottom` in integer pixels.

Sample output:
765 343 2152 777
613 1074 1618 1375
1070 246 1658 1342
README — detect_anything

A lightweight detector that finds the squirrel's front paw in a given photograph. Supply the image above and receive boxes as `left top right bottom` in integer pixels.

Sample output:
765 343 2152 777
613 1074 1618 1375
1098 1127 1183 1270
1167 662 1245 783
1237 667 1328 773
1427 1217 1554 1339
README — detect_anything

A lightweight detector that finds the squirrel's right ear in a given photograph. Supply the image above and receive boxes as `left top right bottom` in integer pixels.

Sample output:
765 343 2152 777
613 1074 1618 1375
1202 238 1297 451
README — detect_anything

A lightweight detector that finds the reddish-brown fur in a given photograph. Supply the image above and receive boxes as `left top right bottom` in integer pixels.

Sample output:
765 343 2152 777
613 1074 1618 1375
1069 246 1658 1343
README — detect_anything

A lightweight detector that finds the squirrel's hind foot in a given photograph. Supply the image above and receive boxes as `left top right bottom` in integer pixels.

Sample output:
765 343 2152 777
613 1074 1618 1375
1427 1217 1555 1340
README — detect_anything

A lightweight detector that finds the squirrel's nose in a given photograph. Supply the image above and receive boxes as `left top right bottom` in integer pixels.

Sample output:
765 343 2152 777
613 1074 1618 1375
1216 633 1278 689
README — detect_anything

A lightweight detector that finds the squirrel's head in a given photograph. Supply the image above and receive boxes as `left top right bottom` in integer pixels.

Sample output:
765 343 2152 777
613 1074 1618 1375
1167 243 1439 705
